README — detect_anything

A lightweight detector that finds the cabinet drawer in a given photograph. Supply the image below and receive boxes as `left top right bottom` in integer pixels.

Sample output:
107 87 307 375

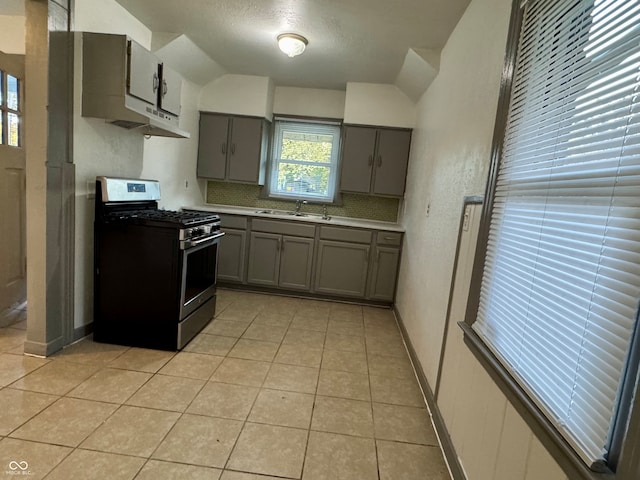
220 215 248 230
320 226 372 244
252 219 315 238
376 231 402 246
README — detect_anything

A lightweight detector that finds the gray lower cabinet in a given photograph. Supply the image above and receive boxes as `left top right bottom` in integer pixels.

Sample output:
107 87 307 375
217 228 246 283
367 246 401 301
247 232 314 290
279 236 314 290
314 240 370 297
247 232 281 287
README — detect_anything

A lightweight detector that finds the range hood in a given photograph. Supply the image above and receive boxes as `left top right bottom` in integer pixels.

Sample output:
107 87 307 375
81 32 191 139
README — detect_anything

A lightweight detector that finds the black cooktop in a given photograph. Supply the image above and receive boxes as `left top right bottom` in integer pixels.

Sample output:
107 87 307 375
104 209 219 227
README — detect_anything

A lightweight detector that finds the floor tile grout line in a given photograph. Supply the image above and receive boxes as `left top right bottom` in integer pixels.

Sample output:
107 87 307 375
1 292 438 479
361 307 383 480
221 299 288 474
298 306 329 480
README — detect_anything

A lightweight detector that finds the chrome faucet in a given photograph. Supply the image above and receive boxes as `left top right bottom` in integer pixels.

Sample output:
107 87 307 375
294 200 307 215
322 204 331 221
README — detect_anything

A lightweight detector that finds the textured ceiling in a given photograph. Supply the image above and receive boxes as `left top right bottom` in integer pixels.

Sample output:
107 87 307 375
114 0 471 90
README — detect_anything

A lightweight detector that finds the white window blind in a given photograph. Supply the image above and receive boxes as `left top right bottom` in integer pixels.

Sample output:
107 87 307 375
473 0 640 467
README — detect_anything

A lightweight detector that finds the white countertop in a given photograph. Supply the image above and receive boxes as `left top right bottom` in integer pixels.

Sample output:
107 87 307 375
184 204 405 232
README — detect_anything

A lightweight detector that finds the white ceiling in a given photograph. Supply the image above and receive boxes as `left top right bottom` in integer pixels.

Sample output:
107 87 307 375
114 0 471 90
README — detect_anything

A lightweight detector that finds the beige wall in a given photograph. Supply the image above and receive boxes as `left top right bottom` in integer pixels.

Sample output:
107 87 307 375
0 15 25 54
396 0 568 478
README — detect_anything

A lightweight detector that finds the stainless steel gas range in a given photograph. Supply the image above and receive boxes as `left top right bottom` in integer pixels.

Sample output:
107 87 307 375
93 176 224 350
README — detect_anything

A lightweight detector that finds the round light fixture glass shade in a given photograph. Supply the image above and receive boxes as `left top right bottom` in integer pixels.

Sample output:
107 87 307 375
277 33 308 58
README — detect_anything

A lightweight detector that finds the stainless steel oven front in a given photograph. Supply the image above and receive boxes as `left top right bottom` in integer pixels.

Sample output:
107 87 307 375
179 235 221 320
177 231 224 348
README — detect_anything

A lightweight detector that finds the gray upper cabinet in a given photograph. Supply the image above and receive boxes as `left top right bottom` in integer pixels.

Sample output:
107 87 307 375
197 113 269 184
340 125 411 197
339 127 377 194
373 129 412 196
197 114 229 179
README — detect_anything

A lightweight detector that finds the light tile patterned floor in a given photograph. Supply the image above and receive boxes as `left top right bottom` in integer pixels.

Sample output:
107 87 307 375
0 290 451 479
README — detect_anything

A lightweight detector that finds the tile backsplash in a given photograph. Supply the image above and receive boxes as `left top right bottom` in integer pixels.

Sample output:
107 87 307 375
206 181 400 222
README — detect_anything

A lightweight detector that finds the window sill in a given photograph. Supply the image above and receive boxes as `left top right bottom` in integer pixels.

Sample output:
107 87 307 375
458 321 614 480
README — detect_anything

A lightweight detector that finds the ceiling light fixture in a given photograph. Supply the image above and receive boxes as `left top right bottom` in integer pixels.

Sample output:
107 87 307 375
277 33 308 58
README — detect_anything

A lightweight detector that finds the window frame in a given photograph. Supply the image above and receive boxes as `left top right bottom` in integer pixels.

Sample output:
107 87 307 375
461 1 640 479
266 116 342 203
0 68 23 147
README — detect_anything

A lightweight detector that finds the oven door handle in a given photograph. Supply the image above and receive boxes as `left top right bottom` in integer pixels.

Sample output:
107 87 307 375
181 232 225 250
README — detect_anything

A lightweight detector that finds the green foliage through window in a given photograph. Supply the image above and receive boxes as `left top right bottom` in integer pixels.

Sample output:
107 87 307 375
269 120 340 201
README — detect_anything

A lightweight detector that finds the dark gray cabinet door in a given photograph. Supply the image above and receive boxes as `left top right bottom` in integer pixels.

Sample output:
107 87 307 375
197 113 229 179
279 236 314 291
372 129 412 196
339 126 377 193
314 240 370 297
228 117 264 183
367 246 400 301
217 228 246 283
247 232 281 287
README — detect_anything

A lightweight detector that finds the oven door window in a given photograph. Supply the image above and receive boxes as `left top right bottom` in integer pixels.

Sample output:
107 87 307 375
183 241 217 306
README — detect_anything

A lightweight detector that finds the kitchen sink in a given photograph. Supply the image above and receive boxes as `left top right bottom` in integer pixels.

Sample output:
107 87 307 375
254 209 310 217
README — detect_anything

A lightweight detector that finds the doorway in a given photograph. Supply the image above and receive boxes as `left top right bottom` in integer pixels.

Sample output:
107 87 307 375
0 51 26 326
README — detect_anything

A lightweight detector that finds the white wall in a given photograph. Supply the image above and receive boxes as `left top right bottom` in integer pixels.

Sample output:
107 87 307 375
273 86 345 119
199 74 274 119
344 82 416 127
74 0 151 47
396 0 568 478
0 15 25 54
141 79 206 209
72 0 204 329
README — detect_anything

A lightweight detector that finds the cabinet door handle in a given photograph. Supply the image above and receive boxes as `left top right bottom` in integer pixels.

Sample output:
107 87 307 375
277 238 282 251
383 236 395 241
152 72 159 93
377 155 382 167
281 238 285 251
231 143 236 155
162 79 168 96
221 143 226 154
368 154 373 166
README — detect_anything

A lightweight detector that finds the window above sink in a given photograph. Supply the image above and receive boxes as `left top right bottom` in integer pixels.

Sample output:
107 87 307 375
266 118 341 203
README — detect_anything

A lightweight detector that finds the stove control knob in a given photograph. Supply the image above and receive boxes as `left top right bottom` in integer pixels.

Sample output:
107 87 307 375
191 228 202 237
